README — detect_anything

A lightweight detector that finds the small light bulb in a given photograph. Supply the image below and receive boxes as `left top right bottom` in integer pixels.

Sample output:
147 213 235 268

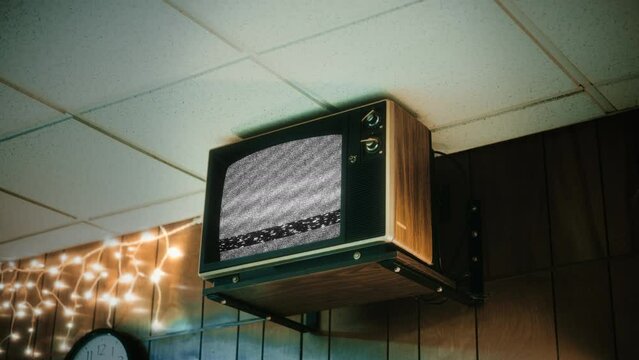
104 238 119 247
16 310 26 318
150 269 163 283
48 267 59 275
26 281 35 288
43 299 55 307
25 347 33 355
83 290 93 300
123 292 137 302
8 261 16 268
17 302 27 309
34 308 43 316
10 333 20 341
30 259 39 267
72 256 82 265
114 252 122 259
0 283 4 290
109 297 119 307
59 342 69 351
119 273 134 284
14 282 22 289
83 271 95 281
151 320 164 331
70 292 80 300
63 308 74 317
90 263 103 271
1 301 9 309
100 271 108 278
53 280 65 289
167 247 183 259
42 289 50 295
66 322 73 329
141 231 155 242
59 253 68 262
28 327 34 333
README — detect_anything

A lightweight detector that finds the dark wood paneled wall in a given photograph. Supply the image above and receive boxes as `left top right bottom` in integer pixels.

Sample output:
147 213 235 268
0 110 637 359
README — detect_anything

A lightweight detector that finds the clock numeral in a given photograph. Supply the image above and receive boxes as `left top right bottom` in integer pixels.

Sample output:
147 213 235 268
85 350 93 360
97 343 106 355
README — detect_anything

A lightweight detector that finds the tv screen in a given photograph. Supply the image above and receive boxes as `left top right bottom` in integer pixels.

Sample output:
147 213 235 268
218 135 342 260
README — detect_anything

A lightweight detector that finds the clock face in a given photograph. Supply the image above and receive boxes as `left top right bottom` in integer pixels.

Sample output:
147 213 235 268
71 333 128 360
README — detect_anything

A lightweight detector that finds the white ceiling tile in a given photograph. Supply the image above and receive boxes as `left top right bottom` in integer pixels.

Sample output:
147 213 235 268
0 0 242 112
91 192 204 236
431 93 604 154
0 223 110 260
0 191 74 242
83 59 326 177
0 83 66 139
0 120 205 219
259 0 575 128
513 0 639 83
598 78 639 111
170 0 416 53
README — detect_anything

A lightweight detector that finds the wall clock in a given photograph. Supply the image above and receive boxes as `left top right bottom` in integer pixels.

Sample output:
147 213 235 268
64 328 147 360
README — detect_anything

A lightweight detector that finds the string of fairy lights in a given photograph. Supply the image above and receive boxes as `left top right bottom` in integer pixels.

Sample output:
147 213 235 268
0 218 200 357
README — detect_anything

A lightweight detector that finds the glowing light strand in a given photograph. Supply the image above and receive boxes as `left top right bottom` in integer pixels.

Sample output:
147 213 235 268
0 217 199 356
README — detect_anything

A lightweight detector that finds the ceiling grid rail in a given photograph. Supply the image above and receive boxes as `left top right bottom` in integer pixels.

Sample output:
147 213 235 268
494 0 617 113
431 88 584 132
162 0 429 114
162 0 339 112
0 77 206 182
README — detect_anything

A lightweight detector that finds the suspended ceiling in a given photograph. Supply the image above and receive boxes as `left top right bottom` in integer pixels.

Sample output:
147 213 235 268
1 0 638 259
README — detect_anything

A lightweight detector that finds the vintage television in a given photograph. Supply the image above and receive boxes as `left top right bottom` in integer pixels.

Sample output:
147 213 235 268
199 100 435 280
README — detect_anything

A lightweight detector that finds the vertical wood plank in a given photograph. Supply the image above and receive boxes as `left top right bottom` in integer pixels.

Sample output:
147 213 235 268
420 299 476 360
330 302 387 360
470 135 551 279
33 251 64 359
237 311 264 360
201 326 238 359
150 221 202 336
202 282 239 360
598 112 639 256
112 230 157 339
610 254 639 360
51 243 101 360
554 260 615 359
477 272 556 360
544 122 607 264
263 315 301 360
149 333 200 360
388 298 418 360
0 262 17 359
301 310 330 360
6 256 45 360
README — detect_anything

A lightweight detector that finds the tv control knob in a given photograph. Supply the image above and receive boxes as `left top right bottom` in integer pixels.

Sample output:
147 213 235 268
362 110 381 128
361 137 381 154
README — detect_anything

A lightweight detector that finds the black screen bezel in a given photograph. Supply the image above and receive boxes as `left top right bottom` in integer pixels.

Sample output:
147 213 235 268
199 113 349 274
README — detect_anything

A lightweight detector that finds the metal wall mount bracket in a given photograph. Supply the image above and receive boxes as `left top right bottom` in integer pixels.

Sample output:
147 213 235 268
206 292 319 333
469 200 484 302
